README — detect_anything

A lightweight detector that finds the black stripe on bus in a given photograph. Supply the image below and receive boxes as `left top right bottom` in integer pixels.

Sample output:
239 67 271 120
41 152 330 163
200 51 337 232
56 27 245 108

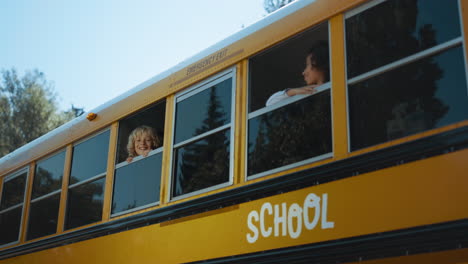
1 125 467 259
187 219 468 264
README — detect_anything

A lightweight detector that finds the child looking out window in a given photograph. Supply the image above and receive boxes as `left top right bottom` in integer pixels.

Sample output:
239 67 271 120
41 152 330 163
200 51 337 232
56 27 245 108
126 125 161 162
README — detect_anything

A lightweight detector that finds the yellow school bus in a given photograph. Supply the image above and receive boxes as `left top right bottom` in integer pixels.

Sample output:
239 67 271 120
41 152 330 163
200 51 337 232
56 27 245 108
1 0 468 263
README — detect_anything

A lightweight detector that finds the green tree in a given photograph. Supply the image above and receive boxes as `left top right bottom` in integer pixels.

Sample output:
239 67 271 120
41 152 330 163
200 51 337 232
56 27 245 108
0 68 80 158
175 86 230 196
264 0 295 13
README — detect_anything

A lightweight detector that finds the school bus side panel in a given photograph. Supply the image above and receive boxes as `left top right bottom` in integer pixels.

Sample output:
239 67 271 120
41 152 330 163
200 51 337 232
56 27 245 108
2 149 467 264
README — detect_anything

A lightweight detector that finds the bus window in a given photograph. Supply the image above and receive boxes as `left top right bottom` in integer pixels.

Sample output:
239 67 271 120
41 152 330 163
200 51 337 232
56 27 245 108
115 102 165 164
65 130 110 230
27 150 65 240
171 69 235 199
247 22 332 178
346 0 468 151
0 168 28 246
111 101 165 216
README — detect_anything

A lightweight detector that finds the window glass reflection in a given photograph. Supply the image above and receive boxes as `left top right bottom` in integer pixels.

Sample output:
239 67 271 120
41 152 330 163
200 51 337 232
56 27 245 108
173 129 230 197
349 46 468 150
346 0 461 78
32 150 65 199
0 173 27 210
70 131 110 184
0 207 22 245
174 79 232 144
65 178 105 230
27 194 60 240
112 153 162 215
248 91 332 176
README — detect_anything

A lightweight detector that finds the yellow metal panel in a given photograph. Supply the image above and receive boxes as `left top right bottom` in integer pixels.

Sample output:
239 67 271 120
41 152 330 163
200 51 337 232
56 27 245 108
19 164 34 243
101 122 118 221
56 145 72 233
3 149 467 263
160 94 175 205
329 14 349 159
233 61 248 185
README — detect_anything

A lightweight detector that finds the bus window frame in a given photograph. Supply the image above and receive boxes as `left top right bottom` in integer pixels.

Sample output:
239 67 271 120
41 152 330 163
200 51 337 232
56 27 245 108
26 148 66 241
245 84 334 180
245 21 334 180
65 128 110 230
343 0 468 153
0 166 29 248
110 146 164 218
168 67 237 202
114 147 164 170
30 148 66 199
68 128 110 188
114 101 166 165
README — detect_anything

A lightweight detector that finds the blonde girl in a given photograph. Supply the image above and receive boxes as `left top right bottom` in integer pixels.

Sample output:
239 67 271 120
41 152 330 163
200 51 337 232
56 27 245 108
126 125 161 162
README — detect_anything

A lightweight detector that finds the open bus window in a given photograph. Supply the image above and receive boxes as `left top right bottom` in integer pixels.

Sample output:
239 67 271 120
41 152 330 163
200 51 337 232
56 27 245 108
111 101 165 216
27 149 65 240
171 69 235 199
65 130 109 230
346 0 468 151
115 102 166 164
0 168 28 246
247 22 332 178
249 23 329 113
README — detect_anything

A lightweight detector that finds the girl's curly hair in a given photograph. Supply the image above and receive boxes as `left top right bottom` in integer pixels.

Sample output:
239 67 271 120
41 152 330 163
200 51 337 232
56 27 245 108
127 125 161 158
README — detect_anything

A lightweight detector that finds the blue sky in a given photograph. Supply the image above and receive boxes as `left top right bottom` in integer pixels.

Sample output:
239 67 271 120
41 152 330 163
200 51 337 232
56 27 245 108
0 0 265 111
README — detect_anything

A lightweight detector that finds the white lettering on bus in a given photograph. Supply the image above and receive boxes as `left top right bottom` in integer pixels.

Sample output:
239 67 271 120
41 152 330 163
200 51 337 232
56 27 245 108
246 193 334 243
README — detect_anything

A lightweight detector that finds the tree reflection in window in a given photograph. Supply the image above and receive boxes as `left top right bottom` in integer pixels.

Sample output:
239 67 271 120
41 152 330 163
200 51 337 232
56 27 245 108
172 73 234 198
346 0 467 150
66 130 109 230
0 169 28 246
66 178 105 230
248 91 331 176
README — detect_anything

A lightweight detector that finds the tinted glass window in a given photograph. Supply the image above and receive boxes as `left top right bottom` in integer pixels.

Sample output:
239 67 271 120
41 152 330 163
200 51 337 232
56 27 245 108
174 78 232 144
27 193 60 240
0 173 27 210
247 21 331 177
112 153 162 215
248 91 332 175
0 207 22 245
32 150 65 199
349 46 468 150
173 129 230 197
346 0 461 78
65 178 105 230
70 131 110 184
249 23 329 112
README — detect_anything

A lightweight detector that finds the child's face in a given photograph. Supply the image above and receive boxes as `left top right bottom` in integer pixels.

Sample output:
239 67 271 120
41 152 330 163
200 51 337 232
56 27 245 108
302 54 325 85
134 133 153 156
